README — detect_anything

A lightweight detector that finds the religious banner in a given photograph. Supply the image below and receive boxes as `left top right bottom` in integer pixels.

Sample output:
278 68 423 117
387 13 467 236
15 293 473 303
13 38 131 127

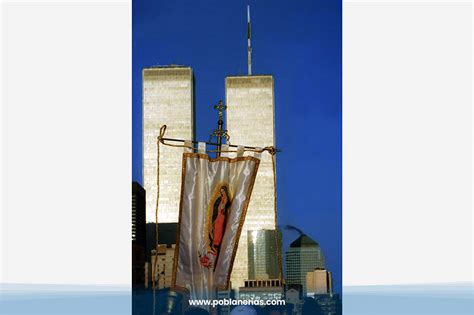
172 144 261 301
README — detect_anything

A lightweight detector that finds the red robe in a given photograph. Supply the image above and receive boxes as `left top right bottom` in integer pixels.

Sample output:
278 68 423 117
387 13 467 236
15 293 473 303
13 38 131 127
213 195 227 246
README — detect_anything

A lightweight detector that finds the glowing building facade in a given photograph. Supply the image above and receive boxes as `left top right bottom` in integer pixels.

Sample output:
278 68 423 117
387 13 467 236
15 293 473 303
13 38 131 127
142 66 194 222
225 75 276 289
247 229 281 280
306 269 333 296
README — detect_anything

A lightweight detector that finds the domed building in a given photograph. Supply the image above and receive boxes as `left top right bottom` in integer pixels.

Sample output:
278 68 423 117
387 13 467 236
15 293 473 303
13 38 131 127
285 234 325 293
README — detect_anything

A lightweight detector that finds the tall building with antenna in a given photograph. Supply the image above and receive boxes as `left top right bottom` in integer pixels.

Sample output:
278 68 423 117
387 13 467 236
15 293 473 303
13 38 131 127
247 4 252 75
226 4 278 289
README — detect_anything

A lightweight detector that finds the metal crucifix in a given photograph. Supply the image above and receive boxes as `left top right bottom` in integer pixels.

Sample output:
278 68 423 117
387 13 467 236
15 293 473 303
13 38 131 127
209 100 230 157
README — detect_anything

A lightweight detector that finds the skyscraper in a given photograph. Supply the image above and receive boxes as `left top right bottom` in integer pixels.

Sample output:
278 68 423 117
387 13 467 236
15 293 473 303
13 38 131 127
226 75 276 289
285 235 325 293
132 182 146 287
142 66 195 222
132 182 146 247
247 230 281 280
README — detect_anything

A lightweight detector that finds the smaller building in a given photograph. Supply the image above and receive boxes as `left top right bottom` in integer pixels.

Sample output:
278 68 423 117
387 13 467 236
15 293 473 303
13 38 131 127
247 229 281 280
132 182 146 247
145 223 178 289
146 222 178 261
132 182 146 287
150 244 176 289
238 279 283 301
285 284 304 315
285 234 325 294
216 288 236 315
313 294 342 315
306 269 333 296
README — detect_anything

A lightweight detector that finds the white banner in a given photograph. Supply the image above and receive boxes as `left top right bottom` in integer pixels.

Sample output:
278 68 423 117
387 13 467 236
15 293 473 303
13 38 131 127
172 147 260 301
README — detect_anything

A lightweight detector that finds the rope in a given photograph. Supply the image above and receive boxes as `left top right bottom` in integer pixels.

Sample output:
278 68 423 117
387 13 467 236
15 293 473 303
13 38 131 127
151 127 164 315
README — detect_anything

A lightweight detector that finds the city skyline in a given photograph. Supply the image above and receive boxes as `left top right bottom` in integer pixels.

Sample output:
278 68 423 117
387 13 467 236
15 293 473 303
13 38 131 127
133 0 342 293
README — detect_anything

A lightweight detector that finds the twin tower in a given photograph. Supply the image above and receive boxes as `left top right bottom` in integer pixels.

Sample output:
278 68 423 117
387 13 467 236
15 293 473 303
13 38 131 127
142 66 277 289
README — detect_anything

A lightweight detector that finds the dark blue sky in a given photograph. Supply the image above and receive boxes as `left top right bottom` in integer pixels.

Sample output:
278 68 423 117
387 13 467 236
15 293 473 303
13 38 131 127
133 0 342 293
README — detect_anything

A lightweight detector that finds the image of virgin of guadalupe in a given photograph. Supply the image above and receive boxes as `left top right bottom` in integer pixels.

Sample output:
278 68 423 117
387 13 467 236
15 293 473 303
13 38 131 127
199 184 232 270
209 185 230 256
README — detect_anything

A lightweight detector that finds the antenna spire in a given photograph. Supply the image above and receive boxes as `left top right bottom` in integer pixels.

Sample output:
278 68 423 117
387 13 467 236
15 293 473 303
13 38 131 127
247 3 252 76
